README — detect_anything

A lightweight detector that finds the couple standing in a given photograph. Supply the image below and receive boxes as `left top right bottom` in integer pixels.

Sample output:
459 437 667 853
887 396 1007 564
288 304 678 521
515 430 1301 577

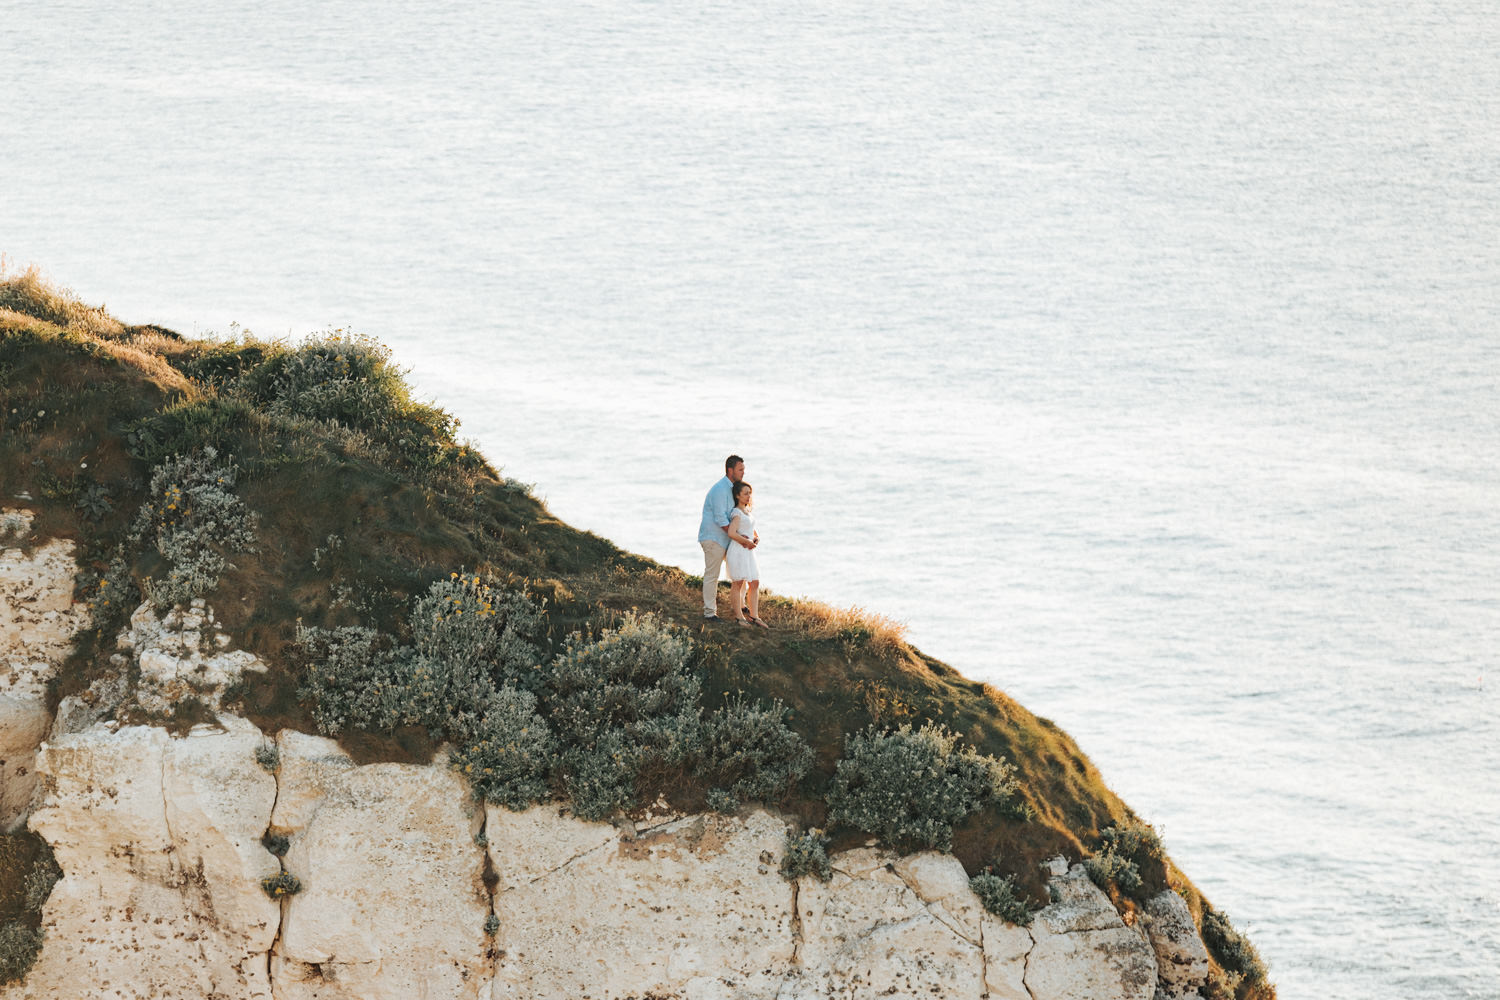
698 454 768 627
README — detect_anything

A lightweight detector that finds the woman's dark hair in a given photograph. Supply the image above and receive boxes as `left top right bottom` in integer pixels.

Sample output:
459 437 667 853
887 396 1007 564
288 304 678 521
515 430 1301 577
732 481 753 509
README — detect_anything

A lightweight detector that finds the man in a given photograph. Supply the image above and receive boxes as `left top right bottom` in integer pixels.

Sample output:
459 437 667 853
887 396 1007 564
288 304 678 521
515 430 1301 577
699 454 753 621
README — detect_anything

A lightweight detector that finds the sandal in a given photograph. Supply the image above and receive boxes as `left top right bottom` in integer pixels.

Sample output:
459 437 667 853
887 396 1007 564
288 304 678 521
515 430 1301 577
752 617 770 629
736 618 752 627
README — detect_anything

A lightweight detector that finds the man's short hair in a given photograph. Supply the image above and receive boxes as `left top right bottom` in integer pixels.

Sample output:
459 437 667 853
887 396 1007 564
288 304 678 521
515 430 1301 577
725 454 744 472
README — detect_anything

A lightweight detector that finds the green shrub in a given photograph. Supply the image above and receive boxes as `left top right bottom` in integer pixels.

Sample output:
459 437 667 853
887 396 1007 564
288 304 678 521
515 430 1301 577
780 829 832 882
22 846 60 912
825 722 1017 852
300 575 547 740
545 614 702 819
1083 819 1162 900
297 624 398 736
125 398 253 465
84 554 139 637
555 730 637 821
696 697 812 809
261 872 302 898
970 868 1032 926
409 574 545 690
1100 819 1164 864
236 333 417 429
1083 850 1142 895
1201 905 1271 994
128 447 257 609
0 923 43 985
447 685 554 810
230 332 476 476
484 913 500 936
254 743 280 773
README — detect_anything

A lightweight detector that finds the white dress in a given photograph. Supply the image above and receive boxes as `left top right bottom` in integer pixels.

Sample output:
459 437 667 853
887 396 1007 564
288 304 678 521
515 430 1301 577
725 508 759 581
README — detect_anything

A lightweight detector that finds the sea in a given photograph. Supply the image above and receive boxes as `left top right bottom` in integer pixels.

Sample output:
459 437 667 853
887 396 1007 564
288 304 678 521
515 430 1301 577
5 1 1498 995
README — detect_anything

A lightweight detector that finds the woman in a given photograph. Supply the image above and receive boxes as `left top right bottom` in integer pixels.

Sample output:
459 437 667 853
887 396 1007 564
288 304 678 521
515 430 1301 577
725 481 768 628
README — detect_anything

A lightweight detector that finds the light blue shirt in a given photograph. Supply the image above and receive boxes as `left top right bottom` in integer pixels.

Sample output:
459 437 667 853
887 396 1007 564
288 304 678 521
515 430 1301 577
698 476 733 547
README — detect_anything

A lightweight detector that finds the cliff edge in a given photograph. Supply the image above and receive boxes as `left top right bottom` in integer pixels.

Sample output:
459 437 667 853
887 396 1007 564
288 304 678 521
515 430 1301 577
0 268 1272 999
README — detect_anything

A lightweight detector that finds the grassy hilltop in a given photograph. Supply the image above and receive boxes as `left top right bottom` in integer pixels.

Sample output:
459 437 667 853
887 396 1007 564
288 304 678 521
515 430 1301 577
0 268 1272 999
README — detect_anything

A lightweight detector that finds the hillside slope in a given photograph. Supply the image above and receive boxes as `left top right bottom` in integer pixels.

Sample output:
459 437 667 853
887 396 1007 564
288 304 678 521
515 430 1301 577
0 268 1272 999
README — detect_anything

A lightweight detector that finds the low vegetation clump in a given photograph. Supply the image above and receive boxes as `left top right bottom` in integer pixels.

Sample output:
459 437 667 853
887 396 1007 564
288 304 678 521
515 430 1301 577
0 834 59 985
780 829 833 882
1083 849 1142 896
126 446 257 611
970 867 1032 926
545 614 703 819
260 872 303 898
696 696 812 810
1084 818 1165 901
298 574 555 811
825 723 1017 852
0 925 43 986
1201 904 1273 999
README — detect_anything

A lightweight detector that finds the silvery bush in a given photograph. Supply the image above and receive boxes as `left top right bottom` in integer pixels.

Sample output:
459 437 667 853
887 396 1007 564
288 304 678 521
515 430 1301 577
780 829 832 882
128 446 257 610
544 613 702 819
970 868 1032 926
447 684 554 810
825 722 1017 852
696 696 812 809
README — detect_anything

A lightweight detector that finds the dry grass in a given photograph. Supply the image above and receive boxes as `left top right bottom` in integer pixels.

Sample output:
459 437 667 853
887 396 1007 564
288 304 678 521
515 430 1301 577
0 265 125 339
768 594 909 658
96 340 194 394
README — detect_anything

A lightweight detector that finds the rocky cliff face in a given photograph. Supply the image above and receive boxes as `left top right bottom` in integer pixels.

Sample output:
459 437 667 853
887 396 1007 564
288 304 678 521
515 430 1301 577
0 517 1212 1000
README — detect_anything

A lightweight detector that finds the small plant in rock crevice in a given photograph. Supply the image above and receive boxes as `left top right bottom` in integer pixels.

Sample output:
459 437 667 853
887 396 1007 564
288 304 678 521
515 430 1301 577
254 743 280 773
970 867 1032 926
261 872 302 898
780 829 832 882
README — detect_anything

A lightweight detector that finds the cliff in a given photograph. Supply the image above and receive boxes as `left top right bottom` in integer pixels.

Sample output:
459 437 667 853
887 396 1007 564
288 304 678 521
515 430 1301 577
0 269 1270 999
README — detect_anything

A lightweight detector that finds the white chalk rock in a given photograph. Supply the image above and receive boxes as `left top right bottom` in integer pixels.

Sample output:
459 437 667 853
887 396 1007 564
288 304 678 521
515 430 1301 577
273 756 491 1000
1025 863 1159 1000
123 602 268 714
268 730 356 835
0 528 88 830
0 532 84 695
487 807 794 1000
785 846 986 1000
982 914 1037 1000
0 693 49 830
17 719 280 1000
892 850 985 943
1143 890 1211 998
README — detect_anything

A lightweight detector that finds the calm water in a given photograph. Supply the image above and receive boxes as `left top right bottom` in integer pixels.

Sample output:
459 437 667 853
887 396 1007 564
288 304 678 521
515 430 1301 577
6 1 1499 995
